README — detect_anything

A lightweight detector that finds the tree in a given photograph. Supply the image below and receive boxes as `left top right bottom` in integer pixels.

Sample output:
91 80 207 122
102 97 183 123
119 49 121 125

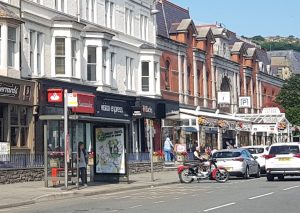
251 35 265 42
276 74 300 125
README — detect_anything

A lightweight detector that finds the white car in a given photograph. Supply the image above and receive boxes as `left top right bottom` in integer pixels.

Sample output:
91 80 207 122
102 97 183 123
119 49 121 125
213 149 261 179
265 143 300 181
243 146 269 173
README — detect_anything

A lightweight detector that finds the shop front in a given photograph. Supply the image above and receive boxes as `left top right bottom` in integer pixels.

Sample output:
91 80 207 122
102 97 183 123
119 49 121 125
0 76 35 155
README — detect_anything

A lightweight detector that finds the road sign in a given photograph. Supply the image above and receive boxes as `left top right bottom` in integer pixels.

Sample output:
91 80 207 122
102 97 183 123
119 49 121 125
67 93 78 107
239 96 251 108
218 92 230 104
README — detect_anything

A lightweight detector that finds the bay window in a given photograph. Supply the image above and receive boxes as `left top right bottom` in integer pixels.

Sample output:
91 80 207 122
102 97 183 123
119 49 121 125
8 27 16 67
55 38 65 75
141 61 149 92
87 47 96 81
71 39 77 77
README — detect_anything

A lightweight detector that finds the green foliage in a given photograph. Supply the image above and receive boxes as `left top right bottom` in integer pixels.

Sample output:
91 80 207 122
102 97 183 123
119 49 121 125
276 75 300 125
250 35 300 51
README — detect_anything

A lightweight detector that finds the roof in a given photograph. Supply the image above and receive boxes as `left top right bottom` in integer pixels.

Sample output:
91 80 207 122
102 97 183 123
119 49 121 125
0 3 21 21
268 50 300 74
156 0 190 38
196 26 210 38
247 48 256 57
231 42 245 53
176 19 192 31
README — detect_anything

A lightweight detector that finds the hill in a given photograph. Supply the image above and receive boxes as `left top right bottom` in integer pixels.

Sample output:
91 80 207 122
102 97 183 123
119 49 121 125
243 35 300 51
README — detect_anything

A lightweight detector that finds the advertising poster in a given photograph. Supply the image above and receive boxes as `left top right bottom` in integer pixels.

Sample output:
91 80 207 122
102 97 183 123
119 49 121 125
95 128 126 174
0 142 10 162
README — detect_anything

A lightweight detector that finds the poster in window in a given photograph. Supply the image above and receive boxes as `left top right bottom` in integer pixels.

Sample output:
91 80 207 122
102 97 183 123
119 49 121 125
95 128 125 174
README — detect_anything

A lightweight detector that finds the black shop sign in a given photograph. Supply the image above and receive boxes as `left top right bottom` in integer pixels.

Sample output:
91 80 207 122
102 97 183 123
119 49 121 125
0 82 20 98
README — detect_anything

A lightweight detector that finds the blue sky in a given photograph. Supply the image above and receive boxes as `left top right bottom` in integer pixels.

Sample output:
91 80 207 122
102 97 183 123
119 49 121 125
171 0 300 37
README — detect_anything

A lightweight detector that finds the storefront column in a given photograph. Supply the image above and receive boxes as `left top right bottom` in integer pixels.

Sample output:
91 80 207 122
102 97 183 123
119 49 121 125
250 132 254 146
193 53 198 105
235 131 240 147
178 53 183 103
203 63 207 107
217 127 222 150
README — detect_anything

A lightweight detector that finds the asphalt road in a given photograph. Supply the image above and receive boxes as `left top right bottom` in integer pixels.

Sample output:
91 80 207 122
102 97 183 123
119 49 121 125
2 176 300 213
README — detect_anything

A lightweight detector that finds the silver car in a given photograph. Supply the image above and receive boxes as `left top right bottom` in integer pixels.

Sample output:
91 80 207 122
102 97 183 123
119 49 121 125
212 149 261 178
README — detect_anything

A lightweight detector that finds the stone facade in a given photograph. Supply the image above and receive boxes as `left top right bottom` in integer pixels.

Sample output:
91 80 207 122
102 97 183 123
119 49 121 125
0 168 44 184
128 162 164 174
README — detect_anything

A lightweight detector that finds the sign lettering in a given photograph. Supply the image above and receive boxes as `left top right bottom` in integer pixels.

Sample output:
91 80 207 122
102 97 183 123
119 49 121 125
0 82 20 98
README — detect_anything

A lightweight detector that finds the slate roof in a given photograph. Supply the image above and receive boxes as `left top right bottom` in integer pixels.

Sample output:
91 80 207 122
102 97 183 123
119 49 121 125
196 26 211 38
156 0 190 38
0 3 21 21
231 42 244 53
268 50 300 74
177 19 192 31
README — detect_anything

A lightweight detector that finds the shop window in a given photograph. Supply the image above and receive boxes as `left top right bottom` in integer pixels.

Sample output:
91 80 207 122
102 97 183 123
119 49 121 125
8 27 16 67
71 39 77 77
141 61 150 91
87 47 96 81
10 106 29 147
55 38 65 74
187 66 191 94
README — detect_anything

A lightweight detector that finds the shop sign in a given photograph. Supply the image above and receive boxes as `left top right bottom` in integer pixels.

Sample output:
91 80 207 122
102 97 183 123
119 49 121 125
239 96 251 108
142 105 153 114
0 82 20 98
262 107 281 115
217 92 230 104
101 104 124 114
47 89 63 103
72 92 95 114
95 128 126 174
67 93 78 107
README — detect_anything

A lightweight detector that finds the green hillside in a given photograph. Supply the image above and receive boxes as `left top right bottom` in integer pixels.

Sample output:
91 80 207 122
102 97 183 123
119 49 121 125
245 35 300 51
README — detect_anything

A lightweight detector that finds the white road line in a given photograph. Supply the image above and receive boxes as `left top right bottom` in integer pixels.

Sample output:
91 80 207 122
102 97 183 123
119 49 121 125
203 202 236 212
154 201 166 204
283 185 300 191
129 205 143 209
248 192 274 200
114 196 131 200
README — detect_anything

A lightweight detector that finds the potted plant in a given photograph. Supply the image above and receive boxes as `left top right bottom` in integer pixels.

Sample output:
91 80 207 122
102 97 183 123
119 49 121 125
153 151 164 162
176 152 188 162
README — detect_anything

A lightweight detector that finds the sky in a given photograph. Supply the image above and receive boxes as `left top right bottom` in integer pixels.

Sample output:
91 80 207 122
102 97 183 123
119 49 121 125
171 0 300 37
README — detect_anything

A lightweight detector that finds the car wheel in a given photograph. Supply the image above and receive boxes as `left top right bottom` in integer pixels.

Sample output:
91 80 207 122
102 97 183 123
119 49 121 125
254 166 261 178
244 167 250 179
267 174 274 181
278 175 284 181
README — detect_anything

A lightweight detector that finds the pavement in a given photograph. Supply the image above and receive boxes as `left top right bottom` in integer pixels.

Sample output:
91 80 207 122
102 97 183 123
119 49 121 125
0 171 179 210
2 176 300 213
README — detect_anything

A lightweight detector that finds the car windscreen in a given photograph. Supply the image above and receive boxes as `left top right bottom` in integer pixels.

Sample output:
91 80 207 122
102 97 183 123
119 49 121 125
269 146 300 155
213 151 241 158
247 148 264 154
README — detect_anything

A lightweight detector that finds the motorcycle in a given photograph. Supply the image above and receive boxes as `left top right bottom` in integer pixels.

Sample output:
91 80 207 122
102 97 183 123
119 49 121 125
177 158 229 183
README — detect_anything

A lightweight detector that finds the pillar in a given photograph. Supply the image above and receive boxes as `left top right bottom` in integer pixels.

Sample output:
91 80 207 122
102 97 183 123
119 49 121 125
259 80 262 111
203 63 207 107
178 53 183 103
212 65 216 108
250 77 254 113
217 127 222 150
96 46 103 84
183 56 188 104
65 37 72 77
193 53 198 105
233 73 237 113
243 71 248 113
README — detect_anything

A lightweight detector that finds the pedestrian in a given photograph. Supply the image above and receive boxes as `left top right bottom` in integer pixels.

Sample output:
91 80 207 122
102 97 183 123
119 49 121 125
164 137 173 162
78 142 88 187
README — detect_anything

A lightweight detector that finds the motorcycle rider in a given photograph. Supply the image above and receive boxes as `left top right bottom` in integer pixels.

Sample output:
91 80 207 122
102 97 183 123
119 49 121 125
193 146 212 174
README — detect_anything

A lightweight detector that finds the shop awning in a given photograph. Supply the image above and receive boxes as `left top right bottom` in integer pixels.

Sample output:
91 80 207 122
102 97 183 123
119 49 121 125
181 127 198 133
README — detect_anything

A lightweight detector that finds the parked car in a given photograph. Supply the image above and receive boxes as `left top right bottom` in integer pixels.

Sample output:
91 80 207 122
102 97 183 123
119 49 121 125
212 149 261 179
243 146 269 173
265 142 300 181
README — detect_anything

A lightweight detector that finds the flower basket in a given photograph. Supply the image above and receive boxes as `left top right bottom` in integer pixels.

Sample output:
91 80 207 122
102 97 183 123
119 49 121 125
49 158 59 168
153 151 164 162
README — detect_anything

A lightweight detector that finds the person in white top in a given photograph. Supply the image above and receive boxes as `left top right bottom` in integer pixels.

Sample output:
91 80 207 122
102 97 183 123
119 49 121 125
164 137 174 162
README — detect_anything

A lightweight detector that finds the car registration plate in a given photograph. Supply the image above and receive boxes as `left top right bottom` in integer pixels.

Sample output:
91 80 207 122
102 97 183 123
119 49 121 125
278 157 291 161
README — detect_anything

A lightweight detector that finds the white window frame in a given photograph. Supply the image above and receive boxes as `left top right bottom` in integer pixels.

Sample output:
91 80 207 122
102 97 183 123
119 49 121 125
55 37 66 75
87 46 97 81
55 0 64 12
36 33 42 75
8 27 16 68
10 105 29 148
141 61 150 92
110 52 116 87
102 48 107 84
125 8 133 35
29 31 35 73
71 39 77 77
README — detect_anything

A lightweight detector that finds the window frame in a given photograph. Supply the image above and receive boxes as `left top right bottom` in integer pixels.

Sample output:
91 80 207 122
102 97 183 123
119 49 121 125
71 39 77 77
10 105 29 148
141 61 150 92
87 46 97 81
55 37 66 75
7 26 17 67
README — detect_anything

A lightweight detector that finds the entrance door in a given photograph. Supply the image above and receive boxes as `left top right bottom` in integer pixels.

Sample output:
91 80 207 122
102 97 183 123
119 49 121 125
0 118 3 142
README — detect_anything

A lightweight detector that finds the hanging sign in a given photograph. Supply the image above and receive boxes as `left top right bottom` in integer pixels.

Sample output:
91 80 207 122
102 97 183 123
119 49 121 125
67 93 78 107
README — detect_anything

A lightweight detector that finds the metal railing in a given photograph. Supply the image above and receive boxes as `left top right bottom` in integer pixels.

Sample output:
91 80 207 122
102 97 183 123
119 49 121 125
128 152 151 162
0 154 44 169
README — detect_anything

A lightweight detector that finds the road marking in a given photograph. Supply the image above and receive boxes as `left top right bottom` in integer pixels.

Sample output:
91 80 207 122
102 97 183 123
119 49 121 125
114 196 131 200
174 197 180 200
283 185 300 191
107 210 119 213
129 205 143 209
248 192 274 200
203 202 236 212
154 201 166 204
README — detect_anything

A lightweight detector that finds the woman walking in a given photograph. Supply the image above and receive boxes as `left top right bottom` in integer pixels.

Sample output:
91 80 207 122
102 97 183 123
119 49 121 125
78 142 88 187
164 137 173 162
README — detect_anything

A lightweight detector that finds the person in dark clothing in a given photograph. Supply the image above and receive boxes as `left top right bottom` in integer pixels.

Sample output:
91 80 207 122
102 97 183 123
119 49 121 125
78 142 88 186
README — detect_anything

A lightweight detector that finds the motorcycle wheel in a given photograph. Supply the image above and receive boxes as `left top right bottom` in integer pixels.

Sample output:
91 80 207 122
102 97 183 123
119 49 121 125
179 168 193 183
215 168 229 183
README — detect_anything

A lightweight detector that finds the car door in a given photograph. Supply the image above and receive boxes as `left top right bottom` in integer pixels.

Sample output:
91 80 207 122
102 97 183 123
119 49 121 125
241 150 251 173
246 150 258 174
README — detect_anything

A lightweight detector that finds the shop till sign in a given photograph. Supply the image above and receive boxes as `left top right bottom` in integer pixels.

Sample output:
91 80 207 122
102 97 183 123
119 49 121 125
0 82 20 98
